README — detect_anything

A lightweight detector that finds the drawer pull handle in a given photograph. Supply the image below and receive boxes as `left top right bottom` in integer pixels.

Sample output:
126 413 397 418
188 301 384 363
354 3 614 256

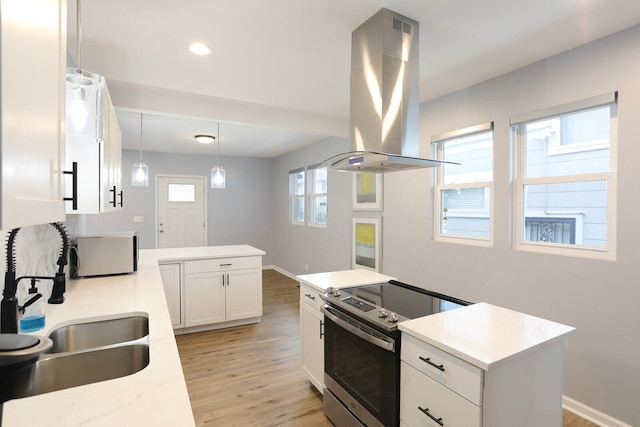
304 293 316 300
319 320 324 339
418 406 444 426
419 356 445 372
220 263 232 267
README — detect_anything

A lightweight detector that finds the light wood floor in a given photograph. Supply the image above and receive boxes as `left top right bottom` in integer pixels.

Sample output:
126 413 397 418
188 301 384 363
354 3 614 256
176 269 599 427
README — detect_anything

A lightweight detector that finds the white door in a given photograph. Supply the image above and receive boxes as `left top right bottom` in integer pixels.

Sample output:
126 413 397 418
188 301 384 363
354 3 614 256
157 176 207 248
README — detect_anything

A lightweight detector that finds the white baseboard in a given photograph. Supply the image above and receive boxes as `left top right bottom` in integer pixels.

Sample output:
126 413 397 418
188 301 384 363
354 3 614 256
263 265 298 281
563 396 633 427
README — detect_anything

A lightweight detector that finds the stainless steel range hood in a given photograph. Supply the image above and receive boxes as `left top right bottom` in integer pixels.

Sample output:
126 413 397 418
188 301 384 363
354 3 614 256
322 8 453 173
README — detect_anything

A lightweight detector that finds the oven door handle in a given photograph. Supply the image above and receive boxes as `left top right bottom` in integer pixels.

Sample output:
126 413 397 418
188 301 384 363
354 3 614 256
321 305 395 353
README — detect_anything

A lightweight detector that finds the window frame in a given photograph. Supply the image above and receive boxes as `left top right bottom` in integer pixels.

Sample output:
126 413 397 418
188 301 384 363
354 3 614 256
288 168 306 225
432 122 494 246
307 164 328 228
511 92 618 260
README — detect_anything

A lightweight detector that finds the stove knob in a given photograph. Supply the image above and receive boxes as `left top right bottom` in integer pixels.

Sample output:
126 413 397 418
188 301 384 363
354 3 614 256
333 289 341 297
326 287 334 295
378 308 388 318
388 312 399 322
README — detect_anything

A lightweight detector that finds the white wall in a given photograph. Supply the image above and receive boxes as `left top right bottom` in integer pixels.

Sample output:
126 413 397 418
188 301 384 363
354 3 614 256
381 25 640 426
82 150 276 265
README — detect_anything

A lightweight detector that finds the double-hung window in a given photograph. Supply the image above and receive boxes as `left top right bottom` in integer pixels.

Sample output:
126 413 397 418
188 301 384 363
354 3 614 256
432 122 494 244
511 92 617 259
289 168 305 225
308 165 328 227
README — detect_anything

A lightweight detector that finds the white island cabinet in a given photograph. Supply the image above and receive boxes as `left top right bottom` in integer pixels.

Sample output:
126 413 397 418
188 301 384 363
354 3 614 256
398 303 575 427
155 245 265 334
297 269 395 393
1 0 67 229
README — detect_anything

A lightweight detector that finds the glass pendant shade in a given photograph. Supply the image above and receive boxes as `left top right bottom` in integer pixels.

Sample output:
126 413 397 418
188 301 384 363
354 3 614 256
211 166 225 189
132 162 149 186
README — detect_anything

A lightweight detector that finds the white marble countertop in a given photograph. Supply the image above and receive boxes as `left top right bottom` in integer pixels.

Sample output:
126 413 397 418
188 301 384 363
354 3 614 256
3 245 264 426
296 269 395 291
398 302 575 371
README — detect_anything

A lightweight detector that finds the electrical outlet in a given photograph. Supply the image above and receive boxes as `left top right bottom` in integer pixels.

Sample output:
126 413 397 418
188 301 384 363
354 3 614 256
133 216 144 223
305 264 309 271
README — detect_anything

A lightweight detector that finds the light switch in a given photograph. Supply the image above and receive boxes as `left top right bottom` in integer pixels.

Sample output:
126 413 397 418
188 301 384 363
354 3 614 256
133 216 144 223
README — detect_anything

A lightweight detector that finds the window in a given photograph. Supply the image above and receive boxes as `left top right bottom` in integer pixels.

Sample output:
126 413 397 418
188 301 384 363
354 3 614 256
511 92 617 258
432 122 494 244
168 184 195 202
308 165 328 226
289 168 305 224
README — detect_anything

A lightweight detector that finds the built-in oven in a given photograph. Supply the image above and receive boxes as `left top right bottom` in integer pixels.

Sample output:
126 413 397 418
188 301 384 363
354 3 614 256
320 280 471 427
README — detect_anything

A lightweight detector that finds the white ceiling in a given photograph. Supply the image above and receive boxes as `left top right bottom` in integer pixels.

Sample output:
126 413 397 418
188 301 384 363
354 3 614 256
74 0 640 157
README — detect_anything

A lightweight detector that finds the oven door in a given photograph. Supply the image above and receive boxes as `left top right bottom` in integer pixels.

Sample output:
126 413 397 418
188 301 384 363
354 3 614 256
322 304 399 427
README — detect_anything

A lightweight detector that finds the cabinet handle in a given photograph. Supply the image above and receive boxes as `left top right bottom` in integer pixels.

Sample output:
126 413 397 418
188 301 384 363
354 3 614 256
220 263 232 267
304 293 316 301
118 190 123 207
226 273 230 286
418 406 444 426
63 161 78 210
222 274 226 287
319 320 324 339
110 185 117 207
419 356 445 372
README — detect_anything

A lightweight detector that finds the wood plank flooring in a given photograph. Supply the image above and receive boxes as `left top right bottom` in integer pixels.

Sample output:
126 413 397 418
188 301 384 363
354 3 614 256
176 269 599 427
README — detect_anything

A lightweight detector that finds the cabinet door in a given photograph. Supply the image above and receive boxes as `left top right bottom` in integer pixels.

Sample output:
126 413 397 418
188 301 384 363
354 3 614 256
1 0 66 229
101 85 122 212
184 271 225 327
300 301 324 393
225 269 262 321
159 263 182 328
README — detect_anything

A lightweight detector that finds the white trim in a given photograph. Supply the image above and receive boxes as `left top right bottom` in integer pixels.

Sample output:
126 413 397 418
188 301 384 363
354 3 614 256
563 396 633 427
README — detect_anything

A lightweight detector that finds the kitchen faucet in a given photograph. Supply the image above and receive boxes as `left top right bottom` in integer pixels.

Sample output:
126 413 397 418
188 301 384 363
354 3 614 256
0 222 70 333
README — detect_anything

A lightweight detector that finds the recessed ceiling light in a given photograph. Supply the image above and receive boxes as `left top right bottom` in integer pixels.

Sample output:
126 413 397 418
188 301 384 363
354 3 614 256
195 134 215 144
189 43 212 56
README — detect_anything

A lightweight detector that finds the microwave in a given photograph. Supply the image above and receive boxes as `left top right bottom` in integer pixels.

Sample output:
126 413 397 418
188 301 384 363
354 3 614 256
71 232 138 278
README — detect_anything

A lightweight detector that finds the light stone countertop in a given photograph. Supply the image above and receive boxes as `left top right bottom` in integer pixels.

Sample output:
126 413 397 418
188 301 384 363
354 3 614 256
296 269 395 291
398 302 576 371
3 245 264 427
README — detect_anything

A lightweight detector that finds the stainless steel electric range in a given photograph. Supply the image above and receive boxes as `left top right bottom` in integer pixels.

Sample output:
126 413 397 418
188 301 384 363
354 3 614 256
320 280 471 427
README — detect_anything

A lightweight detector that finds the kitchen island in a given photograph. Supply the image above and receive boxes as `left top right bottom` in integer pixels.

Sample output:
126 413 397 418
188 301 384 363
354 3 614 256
2 245 263 427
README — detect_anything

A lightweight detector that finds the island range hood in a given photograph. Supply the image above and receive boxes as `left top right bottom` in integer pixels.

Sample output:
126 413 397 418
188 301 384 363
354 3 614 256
322 8 454 173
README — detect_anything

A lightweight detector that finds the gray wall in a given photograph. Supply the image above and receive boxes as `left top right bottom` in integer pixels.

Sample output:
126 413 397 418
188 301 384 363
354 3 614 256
82 150 276 265
381 25 640 426
271 137 352 275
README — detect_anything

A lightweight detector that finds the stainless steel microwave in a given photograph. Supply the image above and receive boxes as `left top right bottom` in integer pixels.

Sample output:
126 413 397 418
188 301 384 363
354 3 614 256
71 232 138 278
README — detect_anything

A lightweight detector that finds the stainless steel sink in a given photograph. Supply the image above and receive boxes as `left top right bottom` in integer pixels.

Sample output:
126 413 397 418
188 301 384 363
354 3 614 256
22 342 150 397
47 314 149 353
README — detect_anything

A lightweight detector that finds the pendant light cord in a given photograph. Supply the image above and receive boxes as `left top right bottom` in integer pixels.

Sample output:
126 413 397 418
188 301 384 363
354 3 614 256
139 113 144 162
76 0 82 72
217 122 220 167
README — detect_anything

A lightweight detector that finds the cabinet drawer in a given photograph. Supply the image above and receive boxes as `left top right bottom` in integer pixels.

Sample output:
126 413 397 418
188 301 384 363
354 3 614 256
401 362 482 427
185 256 261 274
402 333 483 405
300 283 324 311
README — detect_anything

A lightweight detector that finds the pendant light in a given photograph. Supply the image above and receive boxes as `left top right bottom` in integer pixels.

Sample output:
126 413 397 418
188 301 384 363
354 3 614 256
66 0 100 135
131 113 149 186
211 123 226 189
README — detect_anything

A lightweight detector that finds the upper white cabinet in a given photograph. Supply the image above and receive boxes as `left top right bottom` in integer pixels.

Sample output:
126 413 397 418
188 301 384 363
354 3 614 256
0 0 67 229
65 79 123 214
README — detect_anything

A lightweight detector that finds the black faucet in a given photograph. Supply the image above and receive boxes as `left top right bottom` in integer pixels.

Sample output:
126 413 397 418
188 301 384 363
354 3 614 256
0 222 70 334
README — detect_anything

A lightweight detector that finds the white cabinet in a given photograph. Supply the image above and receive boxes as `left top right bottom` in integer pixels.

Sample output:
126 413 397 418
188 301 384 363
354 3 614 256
65 80 123 214
0 0 67 229
159 263 182 328
299 283 324 393
399 303 574 427
182 257 262 331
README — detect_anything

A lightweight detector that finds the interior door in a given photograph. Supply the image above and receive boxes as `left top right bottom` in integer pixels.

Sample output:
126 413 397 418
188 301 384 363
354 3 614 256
157 176 207 248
